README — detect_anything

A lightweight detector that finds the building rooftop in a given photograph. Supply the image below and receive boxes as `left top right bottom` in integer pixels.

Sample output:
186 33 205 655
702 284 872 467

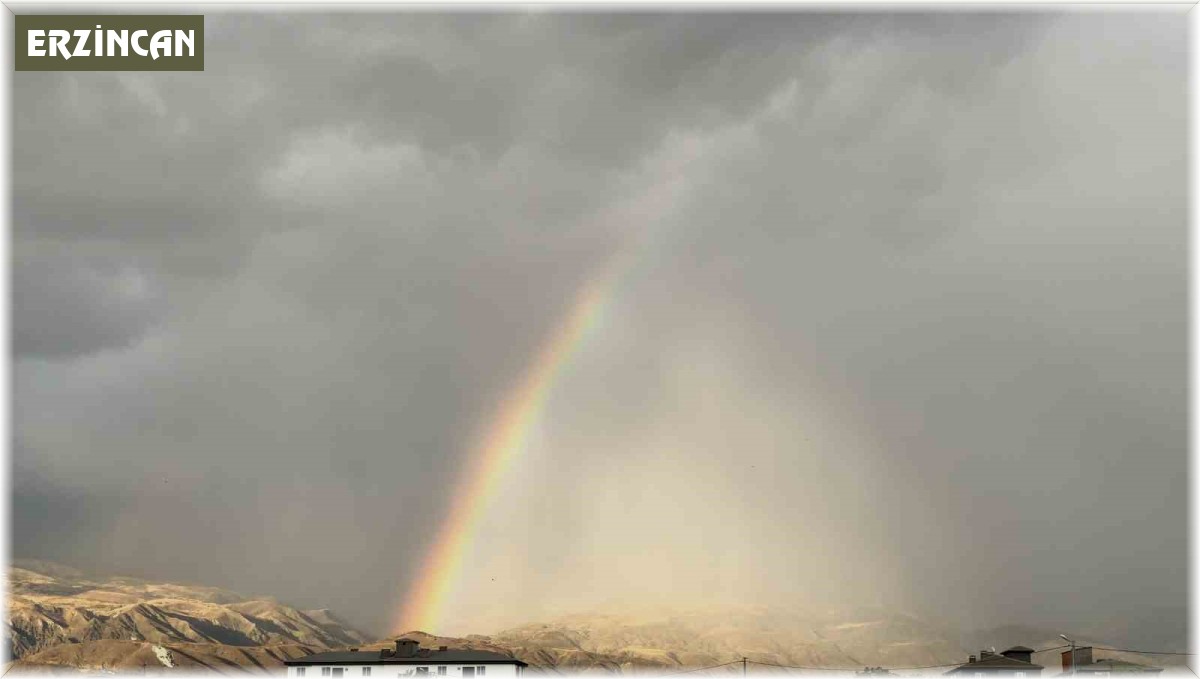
946 652 1043 674
286 648 527 666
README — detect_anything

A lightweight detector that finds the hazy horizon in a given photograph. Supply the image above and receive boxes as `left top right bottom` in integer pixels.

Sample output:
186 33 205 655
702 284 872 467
12 9 1187 646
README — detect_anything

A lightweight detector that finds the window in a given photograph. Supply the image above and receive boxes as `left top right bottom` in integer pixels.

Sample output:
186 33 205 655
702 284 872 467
363 669 371 677
1015 673 1026 678
438 668 447 675
332 669 344 678
322 669 331 677
297 670 306 677
477 668 485 676
463 668 475 678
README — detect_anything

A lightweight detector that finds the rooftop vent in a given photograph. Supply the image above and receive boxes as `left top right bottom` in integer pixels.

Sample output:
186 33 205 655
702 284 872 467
396 639 421 658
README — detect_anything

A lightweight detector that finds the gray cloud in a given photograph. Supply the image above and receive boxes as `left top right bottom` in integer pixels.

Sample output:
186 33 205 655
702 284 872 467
14 251 165 359
11 10 1187 644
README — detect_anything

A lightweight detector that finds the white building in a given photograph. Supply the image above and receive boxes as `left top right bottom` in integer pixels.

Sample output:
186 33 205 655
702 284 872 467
286 639 528 679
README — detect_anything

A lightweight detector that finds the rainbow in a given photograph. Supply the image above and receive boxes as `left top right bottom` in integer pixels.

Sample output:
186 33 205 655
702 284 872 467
393 256 626 634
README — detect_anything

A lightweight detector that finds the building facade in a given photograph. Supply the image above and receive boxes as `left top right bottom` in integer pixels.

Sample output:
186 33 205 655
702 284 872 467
285 639 528 679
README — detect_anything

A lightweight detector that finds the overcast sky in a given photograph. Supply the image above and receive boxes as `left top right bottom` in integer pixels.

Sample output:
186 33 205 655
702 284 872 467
11 10 1187 643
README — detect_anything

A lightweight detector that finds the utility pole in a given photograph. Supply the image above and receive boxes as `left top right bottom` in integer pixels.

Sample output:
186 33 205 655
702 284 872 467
742 657 747 677
1060 634 1077 676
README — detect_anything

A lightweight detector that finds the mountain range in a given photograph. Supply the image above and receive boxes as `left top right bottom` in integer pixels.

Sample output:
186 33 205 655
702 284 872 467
5 562 1183 675
7 560 370 672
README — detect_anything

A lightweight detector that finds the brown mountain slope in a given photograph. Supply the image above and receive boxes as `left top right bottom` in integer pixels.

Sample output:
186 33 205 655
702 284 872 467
345 618 1185 676
350 607 967 673
481 606 966 672
7 562 371 660
11 639 321 674
9 565 1179 675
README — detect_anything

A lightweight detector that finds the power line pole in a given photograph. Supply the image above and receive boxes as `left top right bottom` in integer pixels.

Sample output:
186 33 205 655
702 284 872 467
742 657 747 677
1060 635 1077 676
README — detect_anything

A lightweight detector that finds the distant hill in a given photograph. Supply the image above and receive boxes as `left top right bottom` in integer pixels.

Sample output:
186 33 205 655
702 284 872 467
394 606 968 673
7 560 371 667
6 563 1184 675
380 607 1186 675
11 639 320 674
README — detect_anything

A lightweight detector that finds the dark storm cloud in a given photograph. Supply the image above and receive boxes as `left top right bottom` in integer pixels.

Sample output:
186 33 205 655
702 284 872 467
13 252 165 359
11 9 1186 642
